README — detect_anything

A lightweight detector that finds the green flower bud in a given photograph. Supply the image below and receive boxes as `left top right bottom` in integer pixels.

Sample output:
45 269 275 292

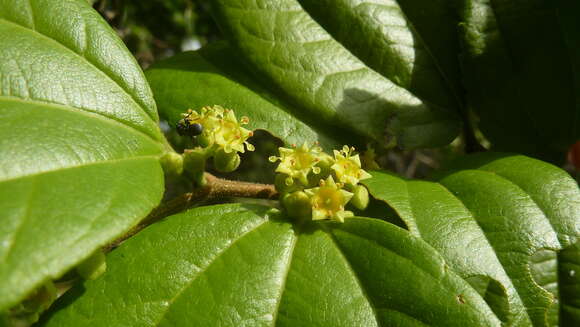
213 149 241 173
159 152 183 177
350 184 369 210
274 173 302 194
196 133 211 148
76 250 107 280
183 148 207 186
7 282 57 325
307 153 334 188
282 191 312 221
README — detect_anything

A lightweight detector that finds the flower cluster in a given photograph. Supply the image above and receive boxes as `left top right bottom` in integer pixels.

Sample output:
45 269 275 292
270 143 371 223
179 105 254 154
177 106 254 181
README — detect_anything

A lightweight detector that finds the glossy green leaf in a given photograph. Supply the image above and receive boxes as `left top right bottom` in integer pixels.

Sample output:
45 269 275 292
456 0 580 161
298 0 463 115
558 242 580 325
0 0 166 311
146 42 340 150
42 204 501 326
363 153 580 326
211 0 461 149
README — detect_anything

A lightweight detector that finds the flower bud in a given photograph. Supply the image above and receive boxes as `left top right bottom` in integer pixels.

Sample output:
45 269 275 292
307 153 333 188
274 173 301 194
160 152 184 177
213 148 241 173
183 148 207 186
76 250 107 280
196 134 211 148
281 191 312 221
7 282 57 325
350 185 369 210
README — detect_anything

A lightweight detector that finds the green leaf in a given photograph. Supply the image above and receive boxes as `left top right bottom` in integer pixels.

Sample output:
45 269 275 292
558 242 580 325
0 0 166 311
363 153 580 326
456 0 580 161
297 0 463 115
210 0 461 149
42 204 501 326
146 42 340 150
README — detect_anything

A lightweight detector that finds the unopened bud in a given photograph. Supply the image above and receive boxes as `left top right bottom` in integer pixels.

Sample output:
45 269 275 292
196 134 211 148
183 148 207 186
213 149 241 173
160 152 184 177
76 250 107 280
307 154 333 188
274 174 301 193
8 282 57 325
282 191 312 221
350 185 369 210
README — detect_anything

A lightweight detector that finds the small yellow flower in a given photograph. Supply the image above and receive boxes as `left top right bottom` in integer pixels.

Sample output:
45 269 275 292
305 176 354 222
269 143 323 186
331 145 372 186
184 106 254 154
213 107 254 153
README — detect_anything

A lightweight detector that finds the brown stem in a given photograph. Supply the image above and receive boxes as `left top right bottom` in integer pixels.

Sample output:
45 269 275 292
204 173 277 199
104 173 278 251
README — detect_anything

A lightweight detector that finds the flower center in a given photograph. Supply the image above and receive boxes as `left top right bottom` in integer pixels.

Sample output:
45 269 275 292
314 187 343 212
292 151 315 169
338 159 359 176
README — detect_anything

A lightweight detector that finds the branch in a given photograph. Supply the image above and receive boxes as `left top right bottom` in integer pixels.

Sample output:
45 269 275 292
104 173 278 251
204 173 277 199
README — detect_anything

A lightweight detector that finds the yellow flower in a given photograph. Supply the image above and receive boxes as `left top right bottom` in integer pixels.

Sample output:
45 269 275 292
331 145 372 186
183 106 254 154
305 176 354 222
213 107 254 153
269 143 323 186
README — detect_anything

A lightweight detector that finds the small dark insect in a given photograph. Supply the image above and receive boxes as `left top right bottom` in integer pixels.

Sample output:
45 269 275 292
176 119 203 137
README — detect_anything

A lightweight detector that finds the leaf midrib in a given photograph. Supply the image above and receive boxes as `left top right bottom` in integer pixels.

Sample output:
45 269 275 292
438 169 562 325
0 17 160 138
270 230 297 327
370 0 464 110
366 171 538 325
2 4 155 121
0 155 160 184
0 95 162 149
322 227 381 327
151 216 269 326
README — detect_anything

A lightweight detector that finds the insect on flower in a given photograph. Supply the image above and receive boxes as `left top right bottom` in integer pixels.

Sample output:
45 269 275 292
176 109 204 137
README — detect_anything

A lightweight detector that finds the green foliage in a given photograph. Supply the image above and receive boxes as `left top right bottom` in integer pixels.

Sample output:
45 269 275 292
42 204 501 327
0 0 169 313
209 0 462 149
363 153 580 326
457 0 580 161
146 42 339 149
0 0 579 326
